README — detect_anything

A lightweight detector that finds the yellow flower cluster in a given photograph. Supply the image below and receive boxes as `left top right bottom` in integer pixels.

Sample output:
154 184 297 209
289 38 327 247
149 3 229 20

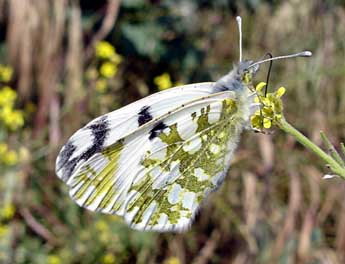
0 86 16 105
163 257 181 264
154 73 172 90
0 65 13 82
96 41 116 59
0 85 24 131
251 82 286 130
0 66 26 167
95 219 113 244
0 143 18 166
102 253 116 264
95 41 122 90
0 202 15 220
95 219 109 232
154 73 184 91
0 143 29 167
100 62 118 79
47 255 62 264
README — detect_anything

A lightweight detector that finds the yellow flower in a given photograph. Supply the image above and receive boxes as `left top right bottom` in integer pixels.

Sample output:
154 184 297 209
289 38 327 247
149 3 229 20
255 82 266 92
0 65 13 82
250 114 263 129
47 255 62 264
100 62 118 78
11 110 24 129
1 203 15 219
163 257 181 264
110 53 122 65
0 107 24 130
263 118 272 129
102 253 116 264
95 219 112 243
154 73 172 91
0 105 11 116
276 87 286 97
95 220 109 232
95 79 108 93
0 86 16 106
96 41 116 59
250 82 286 130
0 224 9 237
3 150 18 166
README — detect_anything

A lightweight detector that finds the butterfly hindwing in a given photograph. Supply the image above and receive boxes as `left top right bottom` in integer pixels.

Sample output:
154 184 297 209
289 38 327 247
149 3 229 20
65 90 250 231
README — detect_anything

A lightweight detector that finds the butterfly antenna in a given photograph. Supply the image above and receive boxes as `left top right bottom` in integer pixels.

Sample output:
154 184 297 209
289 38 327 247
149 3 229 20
250 51 312 68
264 53 273 97
236 16 242 62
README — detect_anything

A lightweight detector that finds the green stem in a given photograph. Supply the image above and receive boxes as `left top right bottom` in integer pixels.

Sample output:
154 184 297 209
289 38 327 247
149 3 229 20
277 117 345 179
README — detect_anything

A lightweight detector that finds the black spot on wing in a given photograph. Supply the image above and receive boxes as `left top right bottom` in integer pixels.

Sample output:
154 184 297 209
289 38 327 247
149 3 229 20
138 105 153 126
60 157 78 182
81 116 109 161
57 116 110 182
57 141 76 170
149 121 167 140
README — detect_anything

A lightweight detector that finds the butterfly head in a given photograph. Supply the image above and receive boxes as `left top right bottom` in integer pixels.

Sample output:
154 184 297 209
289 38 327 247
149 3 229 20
213 60 260 93
238 60 259 85
223 16 312 93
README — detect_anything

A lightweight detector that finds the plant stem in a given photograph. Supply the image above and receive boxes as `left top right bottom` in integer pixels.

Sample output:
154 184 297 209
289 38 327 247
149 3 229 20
277 118 345 179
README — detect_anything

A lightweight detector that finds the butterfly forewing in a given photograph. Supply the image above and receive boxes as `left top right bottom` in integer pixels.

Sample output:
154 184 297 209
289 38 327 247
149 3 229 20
56 82 216 183
65 90 248 231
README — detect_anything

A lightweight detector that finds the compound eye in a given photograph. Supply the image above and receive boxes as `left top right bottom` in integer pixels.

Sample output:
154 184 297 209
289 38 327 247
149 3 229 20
242 69 249 74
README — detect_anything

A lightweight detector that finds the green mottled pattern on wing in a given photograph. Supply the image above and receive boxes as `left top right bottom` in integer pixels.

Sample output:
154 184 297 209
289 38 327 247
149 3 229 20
69 140 124 210
67 97 246 231
126 98 242 228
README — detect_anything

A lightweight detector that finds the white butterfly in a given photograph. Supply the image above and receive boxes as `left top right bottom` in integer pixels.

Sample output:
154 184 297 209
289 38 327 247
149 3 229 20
55 16 311 232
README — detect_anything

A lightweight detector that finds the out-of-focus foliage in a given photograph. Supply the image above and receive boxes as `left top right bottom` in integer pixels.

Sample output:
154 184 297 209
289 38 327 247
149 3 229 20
1 0 345 263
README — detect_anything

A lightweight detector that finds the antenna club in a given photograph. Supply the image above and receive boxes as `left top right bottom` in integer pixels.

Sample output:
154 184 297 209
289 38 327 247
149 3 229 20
249 50 313 68
301 51 312 57
236 16 243 62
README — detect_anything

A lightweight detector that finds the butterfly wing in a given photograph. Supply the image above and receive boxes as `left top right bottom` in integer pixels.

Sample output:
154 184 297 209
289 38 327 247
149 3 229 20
61 88 250 232
56 82 216 183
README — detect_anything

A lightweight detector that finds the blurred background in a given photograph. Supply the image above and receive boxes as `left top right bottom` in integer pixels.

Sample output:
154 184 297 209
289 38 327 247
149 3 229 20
0 0 345 263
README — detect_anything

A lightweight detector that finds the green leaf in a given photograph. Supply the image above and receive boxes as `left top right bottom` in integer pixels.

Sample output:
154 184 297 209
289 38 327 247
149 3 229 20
121 22 166 59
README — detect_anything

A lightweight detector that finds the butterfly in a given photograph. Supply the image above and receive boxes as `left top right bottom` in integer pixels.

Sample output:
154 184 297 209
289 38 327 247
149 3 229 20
55 16 311 232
